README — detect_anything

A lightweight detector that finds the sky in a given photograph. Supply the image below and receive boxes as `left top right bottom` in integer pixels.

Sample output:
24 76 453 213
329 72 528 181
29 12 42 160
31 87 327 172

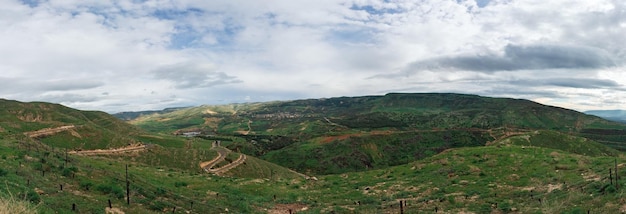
1 0 625 113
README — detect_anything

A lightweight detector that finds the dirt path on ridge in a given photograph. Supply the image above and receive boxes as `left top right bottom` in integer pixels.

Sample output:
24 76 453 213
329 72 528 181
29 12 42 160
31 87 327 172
24 125 76 138
68 144 147 155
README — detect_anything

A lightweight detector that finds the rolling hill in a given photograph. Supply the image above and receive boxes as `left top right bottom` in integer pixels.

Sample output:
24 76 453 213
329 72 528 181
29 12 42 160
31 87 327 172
0 99 145 150
127 93 626 174
2 94 626 213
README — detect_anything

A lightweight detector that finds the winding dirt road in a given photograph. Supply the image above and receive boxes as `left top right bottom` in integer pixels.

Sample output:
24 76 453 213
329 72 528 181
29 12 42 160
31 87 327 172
199 145 247 175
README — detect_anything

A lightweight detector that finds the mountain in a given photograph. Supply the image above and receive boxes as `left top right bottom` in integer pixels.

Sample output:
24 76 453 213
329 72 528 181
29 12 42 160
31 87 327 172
0 98 145 150
113 107 190 121
131 93 625 134
129 93 626 174
586 110 626 124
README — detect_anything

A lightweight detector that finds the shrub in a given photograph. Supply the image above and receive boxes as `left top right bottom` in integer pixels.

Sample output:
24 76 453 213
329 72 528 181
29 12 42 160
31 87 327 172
61 168 76 177
79 180 94 191
149 200 168 211
96 183 124 199
25 190 40 203
0 168 8 177
174 181 188 187
155 187 167 196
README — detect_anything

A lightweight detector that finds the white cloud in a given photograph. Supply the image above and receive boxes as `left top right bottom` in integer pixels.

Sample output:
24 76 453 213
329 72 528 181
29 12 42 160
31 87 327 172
0 0 625 113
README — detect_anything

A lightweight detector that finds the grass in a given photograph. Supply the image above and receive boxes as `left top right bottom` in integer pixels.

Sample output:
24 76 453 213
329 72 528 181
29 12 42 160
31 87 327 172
0 192 38 214
4 95 626 213
3 134 626 213
494 130 621 157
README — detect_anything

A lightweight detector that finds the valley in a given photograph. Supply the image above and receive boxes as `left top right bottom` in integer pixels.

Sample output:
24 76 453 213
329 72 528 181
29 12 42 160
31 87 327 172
1 93 626 213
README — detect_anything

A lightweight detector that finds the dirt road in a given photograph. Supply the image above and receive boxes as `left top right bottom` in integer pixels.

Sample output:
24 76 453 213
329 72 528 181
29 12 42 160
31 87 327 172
68 144 146 155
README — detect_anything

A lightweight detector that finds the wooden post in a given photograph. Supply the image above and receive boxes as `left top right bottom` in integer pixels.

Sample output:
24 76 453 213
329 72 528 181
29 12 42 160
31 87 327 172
615 158 619 189
400 200 404 214
190 201 193 210
108 199 112 208
60 184 63 191
172 207 176 213
610 168 613 185
72 203 76 211
126 164 130 205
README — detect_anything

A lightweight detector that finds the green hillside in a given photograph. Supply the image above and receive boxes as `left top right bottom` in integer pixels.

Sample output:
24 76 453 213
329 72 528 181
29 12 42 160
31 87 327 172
130 93 624 134
0 99 144 150
129 93 626 174
2 137 626 213
493 130 620 157
1 94 626 213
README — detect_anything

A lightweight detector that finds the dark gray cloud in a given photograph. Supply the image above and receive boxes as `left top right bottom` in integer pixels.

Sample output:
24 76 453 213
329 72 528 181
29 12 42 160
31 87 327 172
480 86 566 98
40 80 104 91
0 78 103 93
38 93 100 104
152 62 242 89
403 44 617 73
508 78 621 89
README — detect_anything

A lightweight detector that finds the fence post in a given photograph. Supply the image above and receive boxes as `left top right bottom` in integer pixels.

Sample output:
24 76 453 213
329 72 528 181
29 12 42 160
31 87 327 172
615 158 619 189
610 168 613 185
126 164 130 205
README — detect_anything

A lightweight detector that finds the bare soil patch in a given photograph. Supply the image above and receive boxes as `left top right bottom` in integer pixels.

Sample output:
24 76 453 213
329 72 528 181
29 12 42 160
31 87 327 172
268 204 308 214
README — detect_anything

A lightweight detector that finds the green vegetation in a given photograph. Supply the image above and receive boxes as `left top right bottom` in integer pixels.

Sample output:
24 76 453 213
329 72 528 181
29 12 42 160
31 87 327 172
263 130 492 174
127 93 626 174
0 99 144 150
2 93 626 213
494 130 620 157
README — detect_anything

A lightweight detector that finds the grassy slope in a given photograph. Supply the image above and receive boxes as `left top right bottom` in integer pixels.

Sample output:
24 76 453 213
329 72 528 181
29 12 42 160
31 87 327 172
3 95 626 213
309 144 626 213
0 137 309 213
493 130 621 157
0 99 144 150
4 136 626 213
128 93 626 175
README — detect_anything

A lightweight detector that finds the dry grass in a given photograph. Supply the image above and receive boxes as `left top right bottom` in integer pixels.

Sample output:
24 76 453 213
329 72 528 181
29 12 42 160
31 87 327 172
0 195 37 214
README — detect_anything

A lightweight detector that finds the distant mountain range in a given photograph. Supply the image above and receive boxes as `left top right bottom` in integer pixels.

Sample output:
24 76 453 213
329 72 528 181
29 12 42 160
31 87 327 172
585 110 626 123
114 107 190 120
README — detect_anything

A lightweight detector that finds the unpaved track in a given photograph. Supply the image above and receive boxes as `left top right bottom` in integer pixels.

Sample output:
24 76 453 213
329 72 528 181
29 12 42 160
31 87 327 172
200 146 247 175
68 144 146 155
200 148 230 172
24 125 76 138
212 154 246 175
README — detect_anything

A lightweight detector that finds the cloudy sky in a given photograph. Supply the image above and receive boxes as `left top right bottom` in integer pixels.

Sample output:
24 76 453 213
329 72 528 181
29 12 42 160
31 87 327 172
1 0 625 113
